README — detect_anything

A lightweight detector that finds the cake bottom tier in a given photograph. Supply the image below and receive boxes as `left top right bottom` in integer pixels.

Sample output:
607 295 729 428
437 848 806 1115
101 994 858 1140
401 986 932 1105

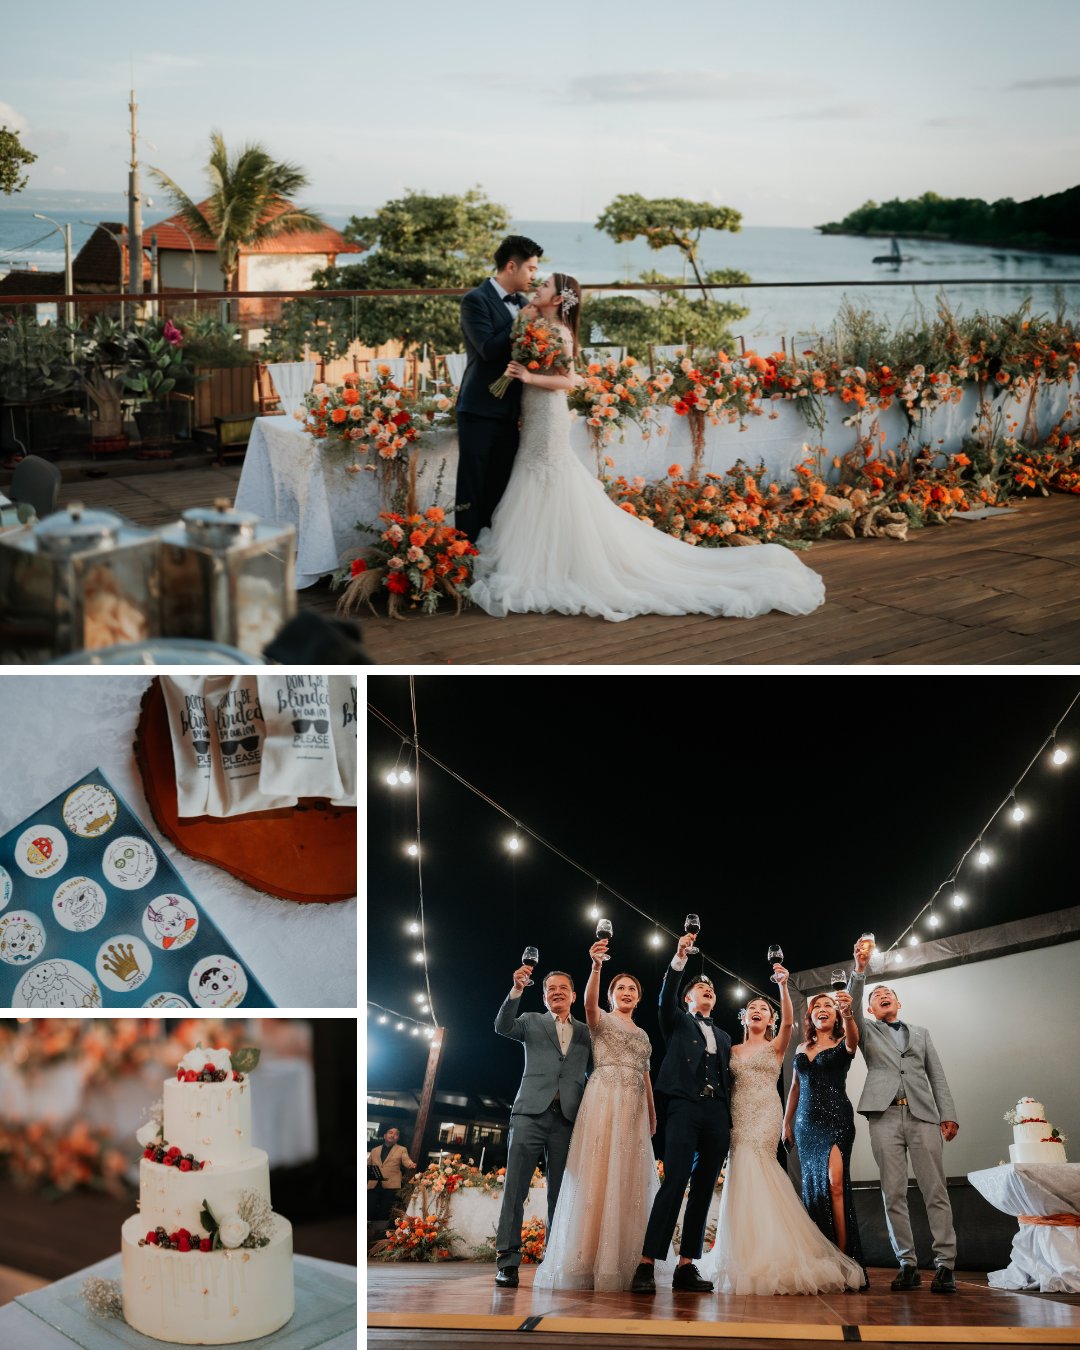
121 1213 294 1345
1010 1141 1069 1165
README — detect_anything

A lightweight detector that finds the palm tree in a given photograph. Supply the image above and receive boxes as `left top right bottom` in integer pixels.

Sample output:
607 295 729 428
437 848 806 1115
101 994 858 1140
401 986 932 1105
150 131 326 292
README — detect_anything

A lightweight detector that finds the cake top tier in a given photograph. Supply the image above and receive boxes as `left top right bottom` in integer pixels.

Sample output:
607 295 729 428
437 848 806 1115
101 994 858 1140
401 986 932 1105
1014 1098 1047 1121
156 1046 261 1167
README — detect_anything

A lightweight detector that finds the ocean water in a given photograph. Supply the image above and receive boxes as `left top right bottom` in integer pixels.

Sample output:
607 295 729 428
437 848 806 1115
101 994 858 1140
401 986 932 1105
3 204 1078 338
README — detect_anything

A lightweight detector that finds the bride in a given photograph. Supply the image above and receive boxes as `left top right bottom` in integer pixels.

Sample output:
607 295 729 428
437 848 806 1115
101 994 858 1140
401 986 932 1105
697 964 864 1295
468 274 826 623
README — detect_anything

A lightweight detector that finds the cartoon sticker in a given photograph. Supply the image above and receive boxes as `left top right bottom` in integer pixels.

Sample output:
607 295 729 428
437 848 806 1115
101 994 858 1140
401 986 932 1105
101 836 158 890
96 934 153 992
141 893 199 951
142 992 192 1009
52 876 108 932
13 959 101 1008
14 825 68 879
0 910 47 965
0 864 11 912
188 955 247 1008
61 783 119 839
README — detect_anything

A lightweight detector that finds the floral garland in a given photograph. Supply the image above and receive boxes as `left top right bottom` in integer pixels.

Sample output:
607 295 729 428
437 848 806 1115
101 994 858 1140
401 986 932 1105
301 369 423 468
0 1119 129 1200
568 355 659 472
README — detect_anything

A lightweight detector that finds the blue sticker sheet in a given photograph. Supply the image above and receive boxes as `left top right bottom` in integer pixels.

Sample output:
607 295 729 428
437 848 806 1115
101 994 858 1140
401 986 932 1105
0 769 274 1009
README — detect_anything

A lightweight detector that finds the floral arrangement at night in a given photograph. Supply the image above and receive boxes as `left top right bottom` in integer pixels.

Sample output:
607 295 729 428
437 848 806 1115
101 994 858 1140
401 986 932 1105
301 369 423 466
375 1213 459 1262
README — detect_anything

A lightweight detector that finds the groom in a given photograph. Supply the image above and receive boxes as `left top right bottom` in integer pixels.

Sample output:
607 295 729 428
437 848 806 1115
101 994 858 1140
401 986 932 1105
455 234 543 542
632 931 731 1294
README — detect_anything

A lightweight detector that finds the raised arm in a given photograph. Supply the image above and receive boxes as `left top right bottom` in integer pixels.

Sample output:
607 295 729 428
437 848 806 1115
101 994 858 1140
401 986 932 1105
772 963 794 1058
495 963 535 1039
847 937 869 1048
658 932 696 1041
836 988 859 1054
460 291 513 365
584 939 607 1032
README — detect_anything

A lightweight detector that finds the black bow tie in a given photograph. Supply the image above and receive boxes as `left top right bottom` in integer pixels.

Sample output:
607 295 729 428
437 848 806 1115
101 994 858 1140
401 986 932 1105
694 1013 713 1026
503 293 523 307
884 1020 905 1030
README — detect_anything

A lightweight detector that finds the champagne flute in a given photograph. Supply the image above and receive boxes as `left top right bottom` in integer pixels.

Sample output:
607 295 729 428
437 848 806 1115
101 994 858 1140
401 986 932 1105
767 943 784 983
596 918 612 961
684 913 701 956
831 969 848 992
858 930 880 973
521 946 539 988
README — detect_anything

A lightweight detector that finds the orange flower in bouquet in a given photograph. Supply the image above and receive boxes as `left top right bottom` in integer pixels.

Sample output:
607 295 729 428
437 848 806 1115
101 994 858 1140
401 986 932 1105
490 314 570 397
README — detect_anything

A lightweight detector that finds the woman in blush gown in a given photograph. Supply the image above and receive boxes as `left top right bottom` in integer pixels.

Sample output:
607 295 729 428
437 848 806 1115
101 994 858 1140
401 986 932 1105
783 990 868 1285
468 273 826 624
697 965 863 1295
533 938 659 1292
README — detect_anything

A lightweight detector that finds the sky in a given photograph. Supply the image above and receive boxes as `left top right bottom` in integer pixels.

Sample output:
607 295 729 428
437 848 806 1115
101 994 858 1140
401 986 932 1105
366 673 1080 1104
3 1 1080 226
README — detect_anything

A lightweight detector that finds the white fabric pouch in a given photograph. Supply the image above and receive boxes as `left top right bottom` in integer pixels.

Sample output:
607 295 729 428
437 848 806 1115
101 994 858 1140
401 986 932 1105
204 675 297 816
256 675 344 801
328 675 358 807
160 675 213 818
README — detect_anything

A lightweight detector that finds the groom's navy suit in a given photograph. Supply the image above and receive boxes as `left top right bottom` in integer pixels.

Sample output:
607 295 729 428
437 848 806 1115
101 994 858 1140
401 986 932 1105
456 278 523 541
642 959 732 1262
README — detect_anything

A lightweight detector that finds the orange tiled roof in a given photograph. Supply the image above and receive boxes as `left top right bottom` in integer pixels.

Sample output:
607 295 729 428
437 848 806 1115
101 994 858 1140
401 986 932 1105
147 200 362 257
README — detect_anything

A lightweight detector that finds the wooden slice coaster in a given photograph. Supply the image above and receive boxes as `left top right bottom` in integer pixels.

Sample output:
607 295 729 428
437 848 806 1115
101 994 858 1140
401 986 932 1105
134 677 356 903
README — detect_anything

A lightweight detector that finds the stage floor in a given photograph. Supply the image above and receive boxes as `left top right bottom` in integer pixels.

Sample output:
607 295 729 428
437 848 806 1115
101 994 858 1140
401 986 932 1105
367 1263 1080 1347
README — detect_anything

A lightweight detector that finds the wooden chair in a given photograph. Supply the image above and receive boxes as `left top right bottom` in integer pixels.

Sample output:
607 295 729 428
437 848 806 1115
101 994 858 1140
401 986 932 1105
582 345 627 366
647 343 689 373
255 363 282 416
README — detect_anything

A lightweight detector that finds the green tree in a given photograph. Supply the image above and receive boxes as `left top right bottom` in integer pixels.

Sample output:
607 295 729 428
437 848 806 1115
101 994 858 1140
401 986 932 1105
596 193 743 300
264 187 510 360
149 132 326 291
0 125 37 195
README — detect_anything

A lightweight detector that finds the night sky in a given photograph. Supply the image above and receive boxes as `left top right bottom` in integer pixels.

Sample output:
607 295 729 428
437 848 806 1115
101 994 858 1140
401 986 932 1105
366 674 1080 1103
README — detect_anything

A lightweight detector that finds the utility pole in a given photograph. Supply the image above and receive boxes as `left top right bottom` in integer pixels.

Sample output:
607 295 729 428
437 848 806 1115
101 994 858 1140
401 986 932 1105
128 89 143 312
409 1027 446 1167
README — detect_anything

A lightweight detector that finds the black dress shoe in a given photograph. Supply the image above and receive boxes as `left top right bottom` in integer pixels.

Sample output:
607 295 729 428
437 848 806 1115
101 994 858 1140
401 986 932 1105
629 1262 656 1294
890 1264 921 1291
494 1267 519 1288
672 1263 714 1292
930 1266 957 1294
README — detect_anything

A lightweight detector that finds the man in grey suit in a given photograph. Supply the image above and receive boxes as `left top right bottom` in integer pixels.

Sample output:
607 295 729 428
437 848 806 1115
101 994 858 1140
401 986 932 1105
492 964 591 1288
849 938 959 1293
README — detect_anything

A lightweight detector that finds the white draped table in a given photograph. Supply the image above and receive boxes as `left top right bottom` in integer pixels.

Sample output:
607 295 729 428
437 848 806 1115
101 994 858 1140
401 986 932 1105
968 1163 1080 1292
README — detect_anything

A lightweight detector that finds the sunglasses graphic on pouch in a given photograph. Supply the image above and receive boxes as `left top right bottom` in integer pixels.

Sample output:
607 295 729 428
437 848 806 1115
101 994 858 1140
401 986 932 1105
220 736 260 756
192 740 211 755
291 719 329 734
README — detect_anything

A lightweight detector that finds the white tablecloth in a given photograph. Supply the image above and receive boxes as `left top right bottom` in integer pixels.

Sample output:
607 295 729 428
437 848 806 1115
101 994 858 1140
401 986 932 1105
0 1254 356 1349
968 1162 1080 1293
0 676 356 1008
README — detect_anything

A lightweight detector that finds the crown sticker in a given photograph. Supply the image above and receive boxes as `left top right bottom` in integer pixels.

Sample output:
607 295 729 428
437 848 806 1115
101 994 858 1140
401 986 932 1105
96 934 153 992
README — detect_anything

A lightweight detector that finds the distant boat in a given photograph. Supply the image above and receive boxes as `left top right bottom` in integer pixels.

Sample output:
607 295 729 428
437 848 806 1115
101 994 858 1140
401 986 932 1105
873 237 910 265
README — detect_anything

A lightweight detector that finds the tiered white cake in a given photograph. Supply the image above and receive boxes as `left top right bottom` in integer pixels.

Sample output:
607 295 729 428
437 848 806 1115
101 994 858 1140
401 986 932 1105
1008 1096 1068 1165
121 1048 294 1344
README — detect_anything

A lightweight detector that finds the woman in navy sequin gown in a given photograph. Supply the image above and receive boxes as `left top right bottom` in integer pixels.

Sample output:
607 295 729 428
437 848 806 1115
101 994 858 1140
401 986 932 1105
784 991 867 1283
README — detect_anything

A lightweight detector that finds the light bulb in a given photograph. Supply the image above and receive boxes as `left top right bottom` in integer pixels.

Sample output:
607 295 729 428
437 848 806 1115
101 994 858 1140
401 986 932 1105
977 847 990 866
377 1015 387 1024
395 1022 405 1031
893 953 904 965
1011 804 1025 822
1052 745 1068 766
952 892 965 908
414 993 425 1003
425 1028 435 1038
407 921 420 935
386 771 399 786
406 842 419 857
908 933 919 946
413 951 424 963
734 985 745 999
650 932 662 946
411 1027 420 1036
507 836 520 851
399 768 412 784
419 1003 429 1012
928 914 940 928
589 905 600 920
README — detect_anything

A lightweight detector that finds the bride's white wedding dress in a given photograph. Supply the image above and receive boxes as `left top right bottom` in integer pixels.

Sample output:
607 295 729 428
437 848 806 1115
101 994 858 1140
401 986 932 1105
697 1044 863 1295
470 385 826 623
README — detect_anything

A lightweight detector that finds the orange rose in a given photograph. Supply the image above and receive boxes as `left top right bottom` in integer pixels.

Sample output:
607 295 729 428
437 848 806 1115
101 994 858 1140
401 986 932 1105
330 408 347 424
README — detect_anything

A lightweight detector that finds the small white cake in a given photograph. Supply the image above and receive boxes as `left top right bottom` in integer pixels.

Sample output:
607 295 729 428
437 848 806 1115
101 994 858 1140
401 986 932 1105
1007 1096 1068 1166
120 1047 294 1344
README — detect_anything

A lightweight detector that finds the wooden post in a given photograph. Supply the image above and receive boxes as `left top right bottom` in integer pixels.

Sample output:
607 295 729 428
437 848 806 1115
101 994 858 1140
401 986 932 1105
410 1027 446 1165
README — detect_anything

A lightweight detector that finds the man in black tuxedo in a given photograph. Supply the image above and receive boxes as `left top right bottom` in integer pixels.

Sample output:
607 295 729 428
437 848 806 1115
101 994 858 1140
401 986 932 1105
455 234 543 541
631 931 732 1294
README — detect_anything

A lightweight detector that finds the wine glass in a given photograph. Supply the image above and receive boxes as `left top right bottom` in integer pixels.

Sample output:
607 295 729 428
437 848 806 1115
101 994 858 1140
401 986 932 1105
684 913 701 955
830 969 848 992
596 919 612 961
521 946 539 988
767 943 783 983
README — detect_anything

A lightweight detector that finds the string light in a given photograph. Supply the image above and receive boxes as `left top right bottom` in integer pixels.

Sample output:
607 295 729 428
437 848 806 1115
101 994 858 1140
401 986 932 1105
411 1027 420 1036
734 985 746 1000
378 1015 387 1024
908 933 920 946
395 1022 405 1031
650 931 662 946
928 913 940 929
386 770 399 786
507 834 521 852
399 768 412 784
406 921 420 935
893 953 903 965
1052 743 1068 766
1011 800 1026 822
413 994 425 1003
368 1000 437 1035
952 892 965 908
412 951 424 963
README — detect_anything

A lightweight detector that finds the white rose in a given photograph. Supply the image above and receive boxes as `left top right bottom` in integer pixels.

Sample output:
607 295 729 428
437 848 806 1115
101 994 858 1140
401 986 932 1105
136 1121 160 1147
178 1047 232 1074
218 1215 251 1249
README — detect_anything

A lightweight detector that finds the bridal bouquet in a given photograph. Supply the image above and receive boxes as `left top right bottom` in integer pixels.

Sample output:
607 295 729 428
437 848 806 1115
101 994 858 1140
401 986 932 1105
489 314 570 397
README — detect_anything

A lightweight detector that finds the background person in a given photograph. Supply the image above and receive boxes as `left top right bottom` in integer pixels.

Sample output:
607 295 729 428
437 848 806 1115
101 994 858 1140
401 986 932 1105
367 1126 415 1221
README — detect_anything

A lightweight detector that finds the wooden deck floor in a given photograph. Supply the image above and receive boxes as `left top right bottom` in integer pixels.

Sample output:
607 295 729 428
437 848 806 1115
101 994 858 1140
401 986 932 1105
28 464 1080 665
367 1262 1080 1348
